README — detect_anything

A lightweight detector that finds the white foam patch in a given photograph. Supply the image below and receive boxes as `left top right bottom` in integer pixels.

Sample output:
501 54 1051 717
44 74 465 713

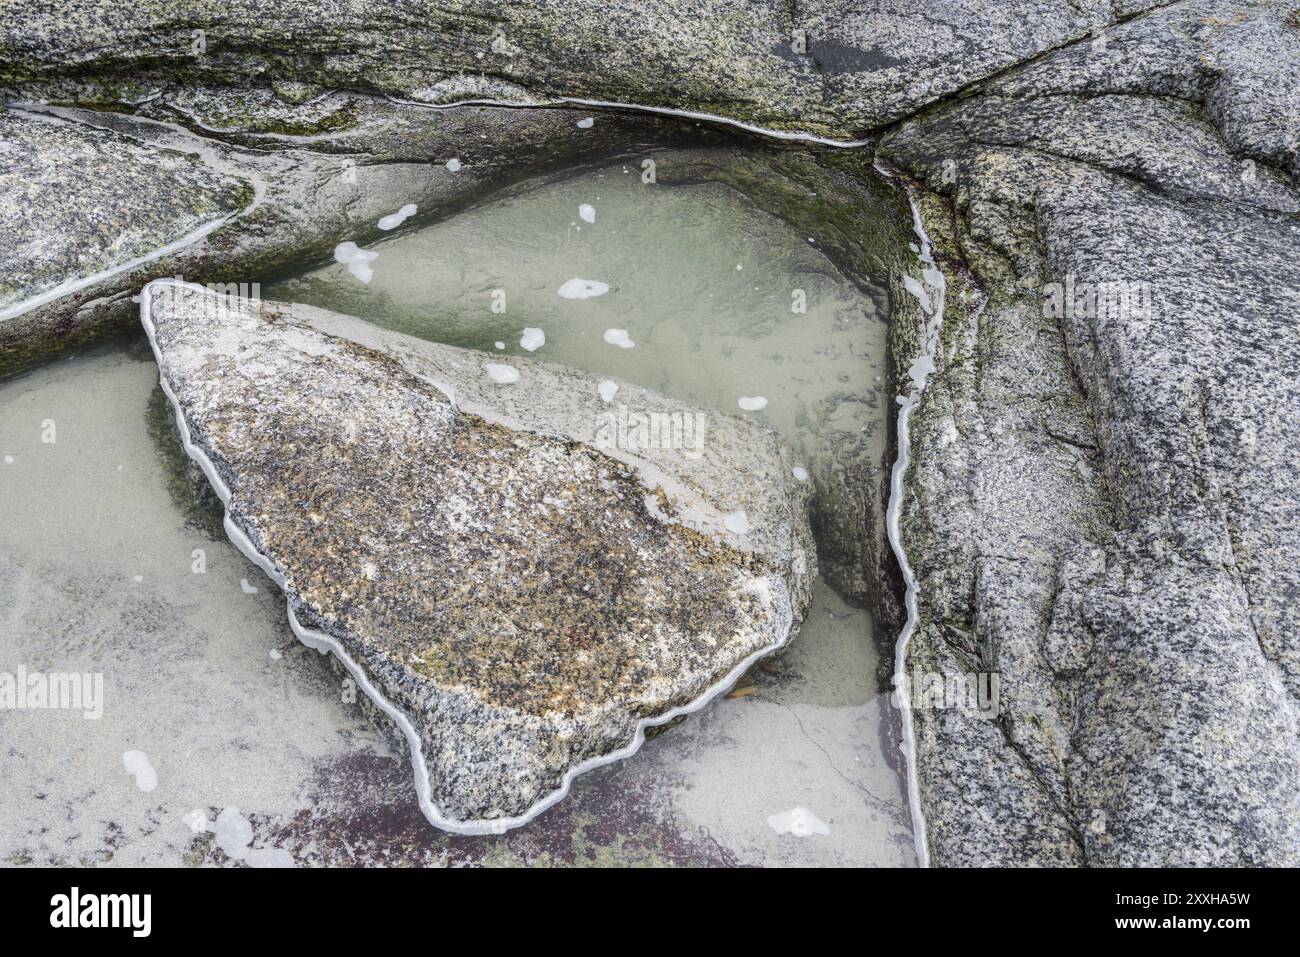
183 809 209 833
519 327 545 352
598 380 619 403
377 203 417 230
445 158 462 172
122 750 158 792
559 278 609 299
603 328 634 348
210 806 294 866
485 362 520 384
767 806 830 837
333 241 379 284
213 807 253 858
792 466 809 482
239 577 258 594
332 241 368 265
738 396 768 411
906 353 936 390
903 274 932 315
578 203 596 224
577 116 594 129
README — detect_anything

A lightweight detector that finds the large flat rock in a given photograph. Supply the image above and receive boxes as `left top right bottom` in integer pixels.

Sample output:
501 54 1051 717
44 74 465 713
0 0 1163 137
141 279 814 830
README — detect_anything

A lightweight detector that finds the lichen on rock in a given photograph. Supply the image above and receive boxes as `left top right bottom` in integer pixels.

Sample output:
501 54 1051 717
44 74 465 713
142 279 814 829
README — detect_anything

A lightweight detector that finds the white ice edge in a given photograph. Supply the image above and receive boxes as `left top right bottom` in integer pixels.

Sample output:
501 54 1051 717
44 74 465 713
385 93 869 148
140 277 795 836
875 164 946 868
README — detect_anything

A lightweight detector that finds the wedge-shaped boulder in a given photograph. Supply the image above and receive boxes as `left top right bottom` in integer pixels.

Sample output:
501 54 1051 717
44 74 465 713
142 279 814 831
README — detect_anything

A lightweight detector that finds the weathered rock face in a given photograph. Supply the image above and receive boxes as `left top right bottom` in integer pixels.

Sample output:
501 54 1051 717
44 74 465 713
0 0 1165 137
5 0 1300 865
880 0 1300 865
143 279 814 829
0 108 252 321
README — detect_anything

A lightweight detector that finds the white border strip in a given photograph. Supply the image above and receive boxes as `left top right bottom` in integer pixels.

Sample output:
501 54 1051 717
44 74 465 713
875 167 948 868
140 277 794 836
556 97 870 148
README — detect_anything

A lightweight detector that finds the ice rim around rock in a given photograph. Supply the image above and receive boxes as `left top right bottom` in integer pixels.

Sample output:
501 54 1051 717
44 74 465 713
138 276 806 836
879 171 947 869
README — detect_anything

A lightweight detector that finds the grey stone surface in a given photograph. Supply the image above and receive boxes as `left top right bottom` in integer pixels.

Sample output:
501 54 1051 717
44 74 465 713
143 280 814 826
986 0 1300 177
3 0 1299 864
880 0 1300 865
0 0 1163 136
0 109 251 319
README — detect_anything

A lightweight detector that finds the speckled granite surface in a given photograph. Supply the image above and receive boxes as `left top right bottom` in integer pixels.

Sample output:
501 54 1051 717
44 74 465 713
0 0 1164 136
0 110 251 318
143 280 814 826
880 0 1300 865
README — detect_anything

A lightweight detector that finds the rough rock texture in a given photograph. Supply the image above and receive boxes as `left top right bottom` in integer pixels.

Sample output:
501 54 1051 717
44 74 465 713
880 0 1300 865
0 0 1166 136
4 0 1300 864
0 110 251 321
0 90 906 627
0 93 705 373
143 280 814 826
